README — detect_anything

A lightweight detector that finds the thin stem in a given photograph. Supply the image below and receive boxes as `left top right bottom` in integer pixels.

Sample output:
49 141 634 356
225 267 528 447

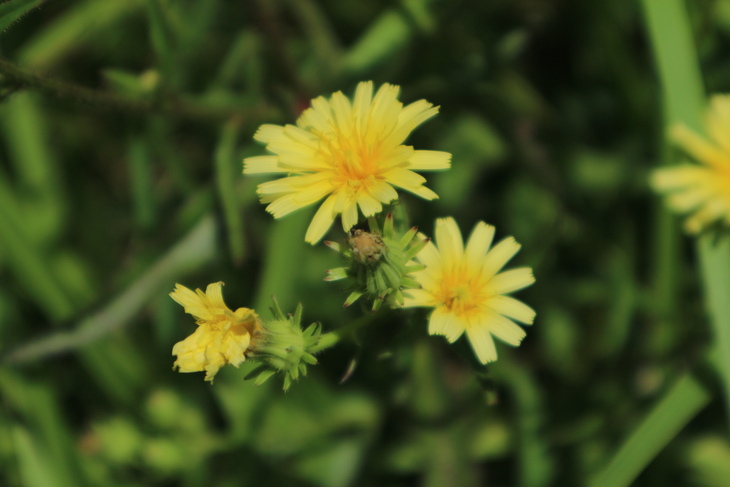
310 314 378 354
0 58 268 121
248 0 310 102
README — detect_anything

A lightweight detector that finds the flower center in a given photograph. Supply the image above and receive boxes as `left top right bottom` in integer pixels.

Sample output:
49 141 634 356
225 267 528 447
321 128 384 192
438 273 487 318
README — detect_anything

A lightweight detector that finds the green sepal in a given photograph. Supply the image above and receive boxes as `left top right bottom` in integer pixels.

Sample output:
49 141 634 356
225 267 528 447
383 212 395 238
344 290 364 307
301 352 318 365
254 369 276 386
244 364 267 381
405 236 430 260
401 277 422 289
399 226 419 248
324 240 342 252
325 267 349 281
246 299 323 391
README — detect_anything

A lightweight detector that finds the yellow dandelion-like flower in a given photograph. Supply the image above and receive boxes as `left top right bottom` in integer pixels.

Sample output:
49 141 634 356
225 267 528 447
403 218 536 364
651 95 730 233
243 81 452 244
170 282 260 382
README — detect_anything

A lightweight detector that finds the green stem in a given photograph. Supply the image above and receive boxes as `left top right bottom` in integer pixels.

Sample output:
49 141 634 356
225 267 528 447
310 314 377 353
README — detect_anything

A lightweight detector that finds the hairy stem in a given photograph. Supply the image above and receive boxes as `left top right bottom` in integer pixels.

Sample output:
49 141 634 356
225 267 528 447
0 57 264 121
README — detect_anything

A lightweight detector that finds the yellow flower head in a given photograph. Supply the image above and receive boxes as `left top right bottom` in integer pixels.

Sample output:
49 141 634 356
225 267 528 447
170 282 260 382
243 81 452 244
651 95 730 233
403 218 536 364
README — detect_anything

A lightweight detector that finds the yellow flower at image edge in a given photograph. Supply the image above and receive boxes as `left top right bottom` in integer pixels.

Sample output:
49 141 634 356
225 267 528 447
651 95 730 233
243 81 452 244
170 282 260 382
404 218 536 364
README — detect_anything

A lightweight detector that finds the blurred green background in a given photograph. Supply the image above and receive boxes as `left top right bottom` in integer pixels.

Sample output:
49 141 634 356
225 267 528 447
2 0 730 486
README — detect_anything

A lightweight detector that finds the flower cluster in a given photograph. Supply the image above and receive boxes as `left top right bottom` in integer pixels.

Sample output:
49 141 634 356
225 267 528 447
170 283 321 388
170 81 537 387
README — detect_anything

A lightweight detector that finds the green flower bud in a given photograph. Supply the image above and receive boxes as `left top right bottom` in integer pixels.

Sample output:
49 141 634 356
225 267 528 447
245 297 321 391
325 213 429 312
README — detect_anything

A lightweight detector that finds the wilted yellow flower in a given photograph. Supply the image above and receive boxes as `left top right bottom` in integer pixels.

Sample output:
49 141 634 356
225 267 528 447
651 95 730 233
403 218 535 364
243 81 452 244
170 282 260 382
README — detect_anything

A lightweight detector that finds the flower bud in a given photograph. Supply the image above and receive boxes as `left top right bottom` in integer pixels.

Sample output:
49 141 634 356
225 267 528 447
245 297 321 391
325 213 429 312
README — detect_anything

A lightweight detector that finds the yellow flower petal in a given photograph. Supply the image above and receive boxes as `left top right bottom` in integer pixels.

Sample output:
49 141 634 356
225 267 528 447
466 322 499 364
487 268 535 295
486 295 536 325
305 193 339 244
409 150 452 170
243 156 282 174
481 237 521 279
464 222 495 270
428 308 465 343
434 217 464 269
485 311 527 346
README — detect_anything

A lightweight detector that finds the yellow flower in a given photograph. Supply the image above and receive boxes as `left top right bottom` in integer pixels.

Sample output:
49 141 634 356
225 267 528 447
403 218 535 364
243 81 452 244
651 95 730 233
170 282 260 382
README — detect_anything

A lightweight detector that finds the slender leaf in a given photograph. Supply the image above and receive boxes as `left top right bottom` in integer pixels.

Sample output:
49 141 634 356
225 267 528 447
3 214 218 364
0 0 44 32
128 135 156 230
215 119 245 264
11 427 64 487
145 0 179 89
698 235 730 430
18 0 143 66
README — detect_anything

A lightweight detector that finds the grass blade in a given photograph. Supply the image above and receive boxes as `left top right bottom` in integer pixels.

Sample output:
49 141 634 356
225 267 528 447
215 118 245 264
698 235 730 428
2 214 217 364
589 373 712 487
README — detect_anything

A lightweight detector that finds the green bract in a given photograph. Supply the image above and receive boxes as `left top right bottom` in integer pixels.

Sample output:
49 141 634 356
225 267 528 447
325 213 429 313
245 298 321 391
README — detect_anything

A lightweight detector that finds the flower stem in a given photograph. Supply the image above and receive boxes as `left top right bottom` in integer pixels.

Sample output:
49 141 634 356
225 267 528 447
310 314 378 353
0 57 267 122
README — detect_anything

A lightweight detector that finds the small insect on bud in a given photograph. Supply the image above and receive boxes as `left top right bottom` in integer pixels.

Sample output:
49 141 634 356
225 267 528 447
348 229 385 263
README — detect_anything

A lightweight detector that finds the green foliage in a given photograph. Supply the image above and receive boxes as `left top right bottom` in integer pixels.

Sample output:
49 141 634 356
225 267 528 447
2 0 730 486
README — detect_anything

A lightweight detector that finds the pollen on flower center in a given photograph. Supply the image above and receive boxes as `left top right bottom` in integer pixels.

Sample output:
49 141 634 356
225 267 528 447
330 142 382 182
440 279 484 317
